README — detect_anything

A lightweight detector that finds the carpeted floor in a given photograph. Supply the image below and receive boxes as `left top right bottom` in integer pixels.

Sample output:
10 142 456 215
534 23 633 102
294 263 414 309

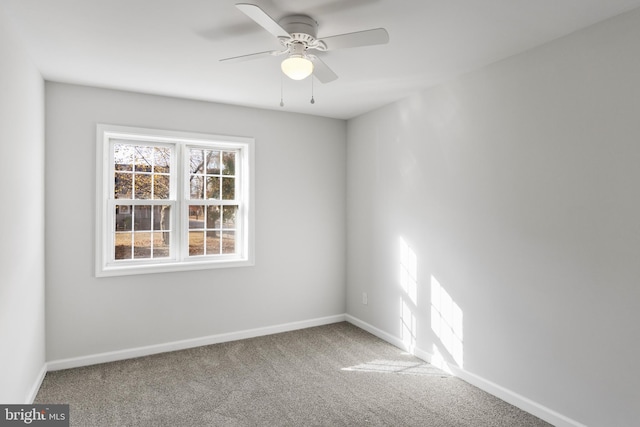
35 322 552 426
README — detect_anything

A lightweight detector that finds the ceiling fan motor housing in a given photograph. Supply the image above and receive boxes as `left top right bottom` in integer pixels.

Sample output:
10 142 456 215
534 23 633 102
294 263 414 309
278 15 321 49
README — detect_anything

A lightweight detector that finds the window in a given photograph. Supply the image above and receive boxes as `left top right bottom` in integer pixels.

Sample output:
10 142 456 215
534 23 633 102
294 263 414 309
96 124 254 277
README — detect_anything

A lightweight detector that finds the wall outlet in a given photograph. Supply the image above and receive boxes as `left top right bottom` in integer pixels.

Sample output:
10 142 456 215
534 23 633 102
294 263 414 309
362 292 368 305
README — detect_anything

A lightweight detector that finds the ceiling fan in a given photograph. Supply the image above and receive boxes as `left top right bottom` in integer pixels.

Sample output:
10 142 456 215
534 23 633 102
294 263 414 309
220 3 389 83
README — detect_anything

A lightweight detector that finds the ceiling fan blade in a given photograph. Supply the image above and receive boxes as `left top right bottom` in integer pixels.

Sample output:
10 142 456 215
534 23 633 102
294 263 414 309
319 28 389 51
220 50 284 63
309 55 338 83
236 3 290 39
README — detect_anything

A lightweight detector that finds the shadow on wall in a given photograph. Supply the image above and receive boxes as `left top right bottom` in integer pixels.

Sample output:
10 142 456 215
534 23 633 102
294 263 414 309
399 237 464 372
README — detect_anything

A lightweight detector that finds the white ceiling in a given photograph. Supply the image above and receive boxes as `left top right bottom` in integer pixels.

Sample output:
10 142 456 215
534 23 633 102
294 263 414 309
3 0 640 119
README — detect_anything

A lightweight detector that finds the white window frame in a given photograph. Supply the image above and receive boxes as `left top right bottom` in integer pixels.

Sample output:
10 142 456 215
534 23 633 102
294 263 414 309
96 124 254 277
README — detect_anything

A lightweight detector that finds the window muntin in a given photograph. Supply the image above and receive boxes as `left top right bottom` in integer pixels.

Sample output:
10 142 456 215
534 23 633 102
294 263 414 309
96 125 254 277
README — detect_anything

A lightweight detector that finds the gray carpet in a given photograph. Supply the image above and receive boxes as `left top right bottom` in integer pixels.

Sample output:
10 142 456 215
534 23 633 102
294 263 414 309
35 322 552 426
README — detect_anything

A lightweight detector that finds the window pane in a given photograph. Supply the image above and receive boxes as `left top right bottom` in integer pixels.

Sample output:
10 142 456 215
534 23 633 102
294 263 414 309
206 176 220 199
222 231 236 254
190 149 204 174
134 205 152 230
222 177 235 200
134 232 152 259
222 152 235 175
115 232 132 260
115 205 132 231
222 206 237 228
134 146 153 172
153 232 170 258
189 231 205 256
206 151 221 174
206 231 220 254
114 172 132 199
190 176 204 199
154 147 171 173
114 144 134 171
134 174 152 199
207 206 220 228
153 206 171 231
153 174 170 199
189 205 204 230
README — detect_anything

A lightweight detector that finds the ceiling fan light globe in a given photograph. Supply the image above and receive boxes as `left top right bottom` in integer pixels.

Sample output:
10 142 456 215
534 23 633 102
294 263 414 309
281 56 314 80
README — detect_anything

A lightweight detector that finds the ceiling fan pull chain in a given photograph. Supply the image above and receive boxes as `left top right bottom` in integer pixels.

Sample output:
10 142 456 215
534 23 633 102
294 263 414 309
280 73 285 107
310 76 315 104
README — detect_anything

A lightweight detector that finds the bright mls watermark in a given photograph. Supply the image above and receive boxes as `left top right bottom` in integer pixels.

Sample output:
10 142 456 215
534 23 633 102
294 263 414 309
0 405 68 426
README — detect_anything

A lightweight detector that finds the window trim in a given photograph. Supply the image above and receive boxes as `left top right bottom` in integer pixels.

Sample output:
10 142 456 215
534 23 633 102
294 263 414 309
95 124 255 277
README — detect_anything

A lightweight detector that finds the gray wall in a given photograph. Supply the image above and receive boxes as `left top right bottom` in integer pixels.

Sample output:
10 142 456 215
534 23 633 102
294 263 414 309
346 8 640 427
45 83 346 361
0 9 45 403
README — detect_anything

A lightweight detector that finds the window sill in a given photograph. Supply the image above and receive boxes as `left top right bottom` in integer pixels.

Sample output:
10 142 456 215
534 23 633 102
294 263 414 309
96 258 254 278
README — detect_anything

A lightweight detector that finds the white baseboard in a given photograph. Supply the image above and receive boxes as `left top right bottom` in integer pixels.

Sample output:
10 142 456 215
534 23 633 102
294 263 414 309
26 364 47 403
344 315 586 427
448 364 586 427
47 314 346 372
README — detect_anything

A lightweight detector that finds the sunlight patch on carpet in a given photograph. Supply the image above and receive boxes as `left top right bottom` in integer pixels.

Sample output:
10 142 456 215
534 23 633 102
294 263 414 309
342 359 450 377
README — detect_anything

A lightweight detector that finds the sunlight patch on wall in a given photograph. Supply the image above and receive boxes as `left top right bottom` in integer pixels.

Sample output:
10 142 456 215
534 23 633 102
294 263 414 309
400 237 417 305
399 237 418 352
429 344 454 374
430 275 464 368
401 300 416 352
